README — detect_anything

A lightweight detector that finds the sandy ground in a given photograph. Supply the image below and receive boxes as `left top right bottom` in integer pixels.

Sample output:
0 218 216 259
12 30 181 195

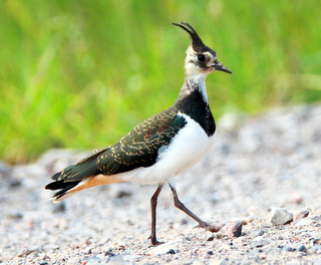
1 104 321 264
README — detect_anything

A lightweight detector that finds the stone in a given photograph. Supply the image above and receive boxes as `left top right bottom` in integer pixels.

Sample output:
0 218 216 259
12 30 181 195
249 229 265 238
8 178 22 188
313 239 321 246
271 208 293 226
52 202 66 213
7 211 23 220
166 249 176 254
298 245 307 253
214 232 224 239
116 190 133 198
251 236 271 248
224 221 242 238
294 210 309 221
285 246 296 252
17 246 39 257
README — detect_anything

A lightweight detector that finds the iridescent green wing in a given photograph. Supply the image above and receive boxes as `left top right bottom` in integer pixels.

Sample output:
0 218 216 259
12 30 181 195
96 107 186 175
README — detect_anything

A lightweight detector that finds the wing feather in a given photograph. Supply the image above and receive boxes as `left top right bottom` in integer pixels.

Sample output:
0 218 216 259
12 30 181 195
97 107 186 175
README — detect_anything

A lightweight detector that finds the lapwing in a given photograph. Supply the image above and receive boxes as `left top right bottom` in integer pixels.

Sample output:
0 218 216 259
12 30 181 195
45 22 232 245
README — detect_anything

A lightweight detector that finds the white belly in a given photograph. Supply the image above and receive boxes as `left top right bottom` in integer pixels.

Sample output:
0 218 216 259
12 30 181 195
116 113 214 184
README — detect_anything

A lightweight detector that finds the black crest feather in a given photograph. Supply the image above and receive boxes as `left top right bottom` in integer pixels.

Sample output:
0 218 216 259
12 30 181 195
172 22 213 54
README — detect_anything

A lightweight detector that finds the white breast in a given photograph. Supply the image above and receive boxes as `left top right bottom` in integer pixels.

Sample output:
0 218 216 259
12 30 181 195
116 113 214 185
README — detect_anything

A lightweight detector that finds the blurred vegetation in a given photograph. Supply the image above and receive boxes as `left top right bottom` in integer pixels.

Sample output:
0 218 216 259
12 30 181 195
1 0 320 164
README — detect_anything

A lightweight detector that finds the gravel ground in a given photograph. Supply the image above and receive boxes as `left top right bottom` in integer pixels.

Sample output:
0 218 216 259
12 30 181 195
1 104 321 265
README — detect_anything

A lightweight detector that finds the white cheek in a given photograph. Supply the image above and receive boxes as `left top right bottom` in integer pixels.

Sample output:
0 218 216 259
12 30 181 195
185 62 200 75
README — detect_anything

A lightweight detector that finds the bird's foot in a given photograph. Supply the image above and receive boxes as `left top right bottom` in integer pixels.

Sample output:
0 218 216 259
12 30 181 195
200 222 222 233
148 235 165 246
151 239 164 246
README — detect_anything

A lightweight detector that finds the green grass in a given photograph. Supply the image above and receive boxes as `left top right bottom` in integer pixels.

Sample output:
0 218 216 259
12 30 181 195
1 0 321 164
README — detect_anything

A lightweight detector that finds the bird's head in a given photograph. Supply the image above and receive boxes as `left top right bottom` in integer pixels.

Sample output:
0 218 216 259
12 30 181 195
172 22 232 78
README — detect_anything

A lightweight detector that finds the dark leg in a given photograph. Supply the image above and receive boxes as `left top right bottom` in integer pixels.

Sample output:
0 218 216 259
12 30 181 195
149 184 164 245
169 183 220 233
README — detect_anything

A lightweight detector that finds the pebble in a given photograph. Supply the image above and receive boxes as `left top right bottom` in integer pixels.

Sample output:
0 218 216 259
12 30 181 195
166 249 176 254
259 223 273 229
213 232 224 239
298 245 308 253
116 190 133 199
52 202 66 213
105 250 116 256
7 210 23 220
249 229 265 238
285 246 296 252
271 208 294 226
8 178 22 188
17 246 39 257
294 210 309 221
224 221 242 238
251 237 271 248
207 235 215 241
313 239 321 246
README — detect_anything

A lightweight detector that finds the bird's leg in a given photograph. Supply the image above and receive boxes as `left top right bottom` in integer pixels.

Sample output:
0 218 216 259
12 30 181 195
169 182 220 233
149 184 164 245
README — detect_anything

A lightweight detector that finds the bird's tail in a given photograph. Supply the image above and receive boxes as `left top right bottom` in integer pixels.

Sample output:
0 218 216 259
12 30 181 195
45 148 123 202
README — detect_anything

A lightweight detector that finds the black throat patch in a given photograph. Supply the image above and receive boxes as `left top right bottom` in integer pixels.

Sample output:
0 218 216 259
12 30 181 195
175 90 216 137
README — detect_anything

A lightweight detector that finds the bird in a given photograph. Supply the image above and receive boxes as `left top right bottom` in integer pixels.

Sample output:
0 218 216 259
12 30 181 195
45 22 232 245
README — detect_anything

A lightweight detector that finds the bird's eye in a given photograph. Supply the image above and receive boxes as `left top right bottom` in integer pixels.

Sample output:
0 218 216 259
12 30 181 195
198 54 205 62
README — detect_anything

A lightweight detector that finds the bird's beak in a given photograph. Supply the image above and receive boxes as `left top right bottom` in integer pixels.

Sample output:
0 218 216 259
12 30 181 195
213 62 232 74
